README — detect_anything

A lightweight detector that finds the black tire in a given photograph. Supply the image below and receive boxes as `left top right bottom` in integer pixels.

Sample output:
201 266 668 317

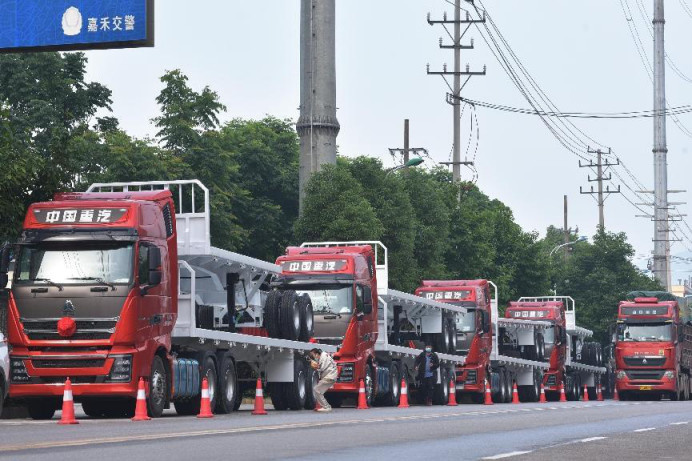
364 365 375 407
174 398 199 415
304 367 318 410
587 386 597 401
537 334 546 361
200 356 218 413
285 358 308 410
502 369 512 403
381 363 401 407
264 290 282 339
491 370 503 403
433 367 450 405
325 393 343 408
280 290 301 341
298 294 314 342
233 381 244 411
216 355 237 414
434 328 449 356
269 382 288 410
27 399 57 420
147 355 168 418
81 401 106 418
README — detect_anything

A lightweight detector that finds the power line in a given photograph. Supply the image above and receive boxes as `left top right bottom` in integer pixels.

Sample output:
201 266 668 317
455 96 692 118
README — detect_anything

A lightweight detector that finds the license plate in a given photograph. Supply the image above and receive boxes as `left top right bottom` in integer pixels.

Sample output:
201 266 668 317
639 385 652 391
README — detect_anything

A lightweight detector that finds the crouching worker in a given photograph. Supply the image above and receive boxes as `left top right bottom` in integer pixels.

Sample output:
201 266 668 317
309 348 338 412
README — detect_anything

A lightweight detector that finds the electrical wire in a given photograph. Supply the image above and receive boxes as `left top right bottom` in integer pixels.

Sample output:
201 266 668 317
457 96 692 119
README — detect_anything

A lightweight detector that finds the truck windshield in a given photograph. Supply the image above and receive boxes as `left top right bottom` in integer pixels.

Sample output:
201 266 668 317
15 243 134 285
617 323 672 342
295 285 353 315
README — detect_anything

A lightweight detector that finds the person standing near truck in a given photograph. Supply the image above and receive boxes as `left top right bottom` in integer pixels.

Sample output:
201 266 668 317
414 344 440 405
309 348 338 412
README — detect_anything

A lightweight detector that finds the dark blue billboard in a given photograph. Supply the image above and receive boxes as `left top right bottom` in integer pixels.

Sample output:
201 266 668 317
0 0 154 52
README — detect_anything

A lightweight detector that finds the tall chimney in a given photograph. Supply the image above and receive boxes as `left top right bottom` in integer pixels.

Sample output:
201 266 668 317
297 0 340 212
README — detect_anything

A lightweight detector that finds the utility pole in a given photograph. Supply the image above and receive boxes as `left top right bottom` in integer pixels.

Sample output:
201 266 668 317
564 195 569 263
652 0 670 290
297 0 340 213
404 119 410 164
389 119 429 167
427 1 486 182
578 148 621 231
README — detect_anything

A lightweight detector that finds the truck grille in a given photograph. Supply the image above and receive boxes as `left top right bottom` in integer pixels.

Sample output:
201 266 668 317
623 356 666 367
21 318 118 341
626 370 664 380
32 359 106 369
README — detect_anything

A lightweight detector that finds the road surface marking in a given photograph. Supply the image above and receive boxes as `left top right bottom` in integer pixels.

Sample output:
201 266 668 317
633 427 656 432
482 451 532 459
670 421 689 425
579 436 607 442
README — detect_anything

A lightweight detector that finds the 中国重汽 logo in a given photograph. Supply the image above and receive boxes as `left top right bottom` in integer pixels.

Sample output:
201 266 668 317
62 7 83 36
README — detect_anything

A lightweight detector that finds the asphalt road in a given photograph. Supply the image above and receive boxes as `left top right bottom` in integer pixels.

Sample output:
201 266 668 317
0 400 690 460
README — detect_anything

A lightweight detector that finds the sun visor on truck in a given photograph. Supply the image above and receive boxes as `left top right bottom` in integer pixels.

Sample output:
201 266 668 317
625 291 677 302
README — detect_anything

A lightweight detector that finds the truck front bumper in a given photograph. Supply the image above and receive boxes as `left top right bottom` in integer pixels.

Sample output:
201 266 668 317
616 370 676 393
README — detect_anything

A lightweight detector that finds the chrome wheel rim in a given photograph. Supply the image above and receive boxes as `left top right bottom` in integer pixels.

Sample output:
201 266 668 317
151 370 166 408
225 369 235 402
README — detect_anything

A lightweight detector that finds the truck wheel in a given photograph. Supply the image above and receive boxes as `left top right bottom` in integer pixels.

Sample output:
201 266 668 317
364 365 375 407
298 294 314 342
325 393 343 408
280 290 301 341
264 290 282 339
491 370 503 403
503 370 513 403
215 356 237 414
148 355 168 418
285 358 308 410
434 328 449 356
304 367 318 410
27 399 57 420
433 367 450 405
81 401 106 418
269 382 288 410
537 334 545 361
381 363 401 406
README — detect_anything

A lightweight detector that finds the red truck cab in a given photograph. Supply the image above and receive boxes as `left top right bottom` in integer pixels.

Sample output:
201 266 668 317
614 294 686 400
6 190 176 418
505 302 564 393
415 280 493 400
275 245 378 405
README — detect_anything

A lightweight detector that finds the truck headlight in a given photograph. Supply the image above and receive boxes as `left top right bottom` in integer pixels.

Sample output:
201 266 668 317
616 370 626 380
106 355 132 383
663 370 675 379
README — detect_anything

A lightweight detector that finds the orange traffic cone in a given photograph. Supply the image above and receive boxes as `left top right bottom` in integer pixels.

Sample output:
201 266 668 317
356 379 369 409
251 378 267 415
539 382 547 403
58 378 78 425
613 386 620 401
511 382 520 404
398 378 409 408
583 384 589 402
597 384 604 402
559 382 567 402
447 379 458 406
197 377 214 418
484 379 493 405
132 377 151 421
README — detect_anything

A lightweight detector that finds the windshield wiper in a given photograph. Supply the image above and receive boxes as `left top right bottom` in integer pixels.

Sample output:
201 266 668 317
68 277 116 290
32 278 64 291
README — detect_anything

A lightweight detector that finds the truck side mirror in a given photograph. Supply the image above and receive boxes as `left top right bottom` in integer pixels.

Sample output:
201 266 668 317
479 310 491 334
560 328 567 345
0 244 10 289
147 246 162 287
362 285 373 315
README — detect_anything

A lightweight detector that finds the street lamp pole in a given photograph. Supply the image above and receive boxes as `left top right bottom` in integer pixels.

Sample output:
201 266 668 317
549 236 588 257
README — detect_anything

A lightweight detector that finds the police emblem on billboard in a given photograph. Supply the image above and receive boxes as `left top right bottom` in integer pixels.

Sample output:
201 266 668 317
63 300 75 317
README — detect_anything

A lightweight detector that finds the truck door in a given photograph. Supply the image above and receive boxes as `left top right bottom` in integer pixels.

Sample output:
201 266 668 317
137 243 164 340
356 285 376 355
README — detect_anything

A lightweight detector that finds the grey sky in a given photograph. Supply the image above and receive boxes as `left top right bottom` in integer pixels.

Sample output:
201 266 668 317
84 1 692 280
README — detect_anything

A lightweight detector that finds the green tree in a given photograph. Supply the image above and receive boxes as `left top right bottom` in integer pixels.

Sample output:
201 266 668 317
153 69 226 154
0 52 112 241
346 157 418 292
295 164 384 242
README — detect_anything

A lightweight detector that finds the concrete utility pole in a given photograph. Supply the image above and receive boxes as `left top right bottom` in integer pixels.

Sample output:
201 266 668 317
389 119 429 166
564 195 569 263
579 148 621 231
297 0 340 213
427 1 486 182
652 0 671 290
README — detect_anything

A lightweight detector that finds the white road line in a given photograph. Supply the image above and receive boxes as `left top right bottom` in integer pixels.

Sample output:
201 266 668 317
482 451 533 460
579 436 607 442
633 427 656 432
670 421 689 426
